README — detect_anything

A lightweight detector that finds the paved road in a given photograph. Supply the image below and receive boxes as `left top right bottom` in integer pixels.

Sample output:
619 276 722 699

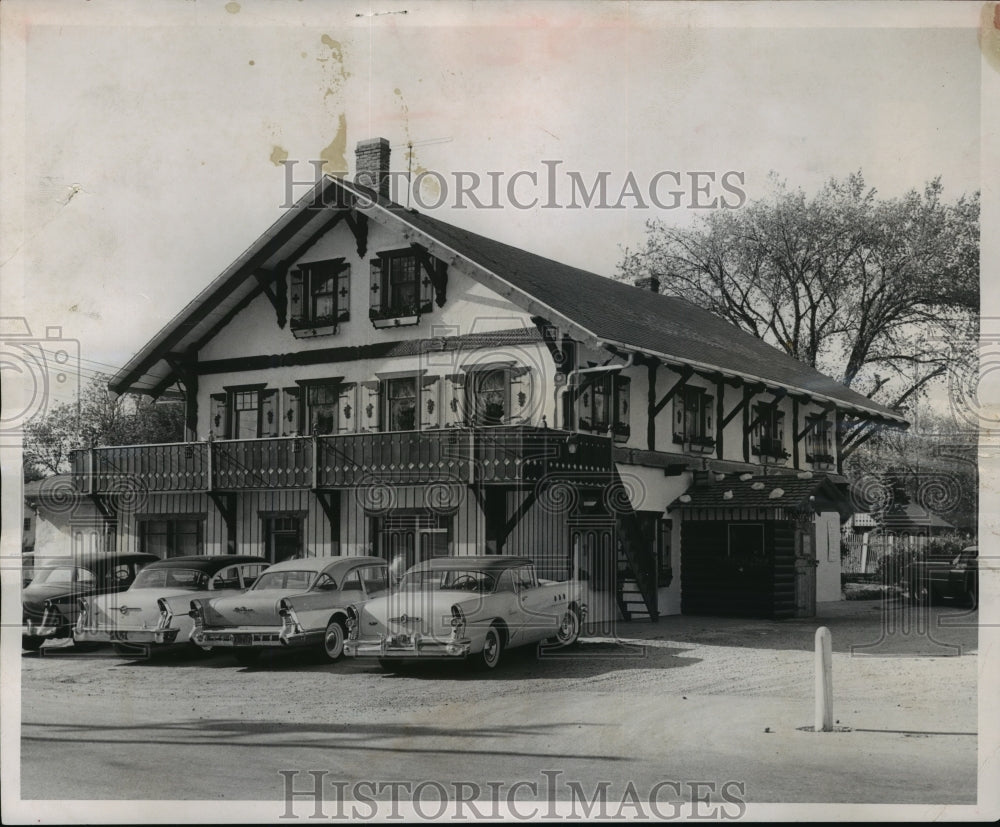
18 601 979 812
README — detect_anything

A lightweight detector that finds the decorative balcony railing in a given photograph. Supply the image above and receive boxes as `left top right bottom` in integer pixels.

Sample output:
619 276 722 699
70 427 615 494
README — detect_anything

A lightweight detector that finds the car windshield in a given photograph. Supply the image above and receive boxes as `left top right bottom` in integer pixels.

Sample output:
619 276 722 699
132 568 209 590
398 568 497 593
252 570 316 591
30 566 84 586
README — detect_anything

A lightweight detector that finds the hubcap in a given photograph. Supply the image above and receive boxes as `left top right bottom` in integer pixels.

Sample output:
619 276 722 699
484 632 498 665
325 625 343 657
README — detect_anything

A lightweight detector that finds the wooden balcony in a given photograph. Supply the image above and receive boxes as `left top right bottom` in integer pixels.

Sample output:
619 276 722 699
70 427 615 494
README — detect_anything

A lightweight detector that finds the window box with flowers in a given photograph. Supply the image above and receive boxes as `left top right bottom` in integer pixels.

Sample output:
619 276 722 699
806 452 836 470
688 434 717 454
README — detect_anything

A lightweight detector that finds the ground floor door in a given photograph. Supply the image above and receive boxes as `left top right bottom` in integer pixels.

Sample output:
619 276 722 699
794 526 817 618
374 510 452 578
569 520 617 629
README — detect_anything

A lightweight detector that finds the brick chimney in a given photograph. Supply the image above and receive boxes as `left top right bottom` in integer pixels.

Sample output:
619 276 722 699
354 137 391 199
633 275 660 293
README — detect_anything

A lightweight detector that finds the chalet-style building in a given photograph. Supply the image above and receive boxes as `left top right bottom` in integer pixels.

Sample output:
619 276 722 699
67 137 907 620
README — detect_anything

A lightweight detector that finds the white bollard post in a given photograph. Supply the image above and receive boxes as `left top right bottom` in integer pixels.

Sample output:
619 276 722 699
815 626 833 732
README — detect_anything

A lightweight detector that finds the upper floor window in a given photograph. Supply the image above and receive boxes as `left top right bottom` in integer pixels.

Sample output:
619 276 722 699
233 390 261 440
307 384 339 436
469 367 508 425
673 386 713 448
577 374 631 441
210 385 278 439
751 404 787 459
805 415 834 464
369 249 436 325
385 377 418 431
290 259 350 336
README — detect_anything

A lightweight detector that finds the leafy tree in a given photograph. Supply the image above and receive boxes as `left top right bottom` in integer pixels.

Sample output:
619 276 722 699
22 373 184 478
619 173 979 411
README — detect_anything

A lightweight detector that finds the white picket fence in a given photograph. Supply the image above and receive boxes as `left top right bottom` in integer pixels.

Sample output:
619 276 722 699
841 532 931 575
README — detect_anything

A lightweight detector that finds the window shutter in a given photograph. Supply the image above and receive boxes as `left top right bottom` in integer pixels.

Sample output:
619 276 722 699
421 375 441 429
290 268 304 323
444 373 466 427
508 367 533 425
210 393 228 439
281 387 302 436
614 375 631 440
776 410 786 443
673 396 684 441
361 380 381 432
261 389 279 438
578 379 593 431
337 383 357 434
336 263 351 322
703 394 714 434
419 261 434 311
369 259 383 315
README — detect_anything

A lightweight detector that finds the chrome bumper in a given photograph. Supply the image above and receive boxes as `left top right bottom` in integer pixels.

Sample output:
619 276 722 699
23 619 59 638
75 628 180 645
344 635 471 659
192 627 319 649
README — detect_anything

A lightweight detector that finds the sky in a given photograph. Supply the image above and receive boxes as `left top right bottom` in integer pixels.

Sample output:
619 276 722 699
0 0 986 406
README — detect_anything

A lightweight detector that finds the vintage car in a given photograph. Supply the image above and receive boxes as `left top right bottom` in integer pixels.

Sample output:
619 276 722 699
189 555 388 665
908 545 978 608
343 556 586 671
74 554 269 655
22 551 159 651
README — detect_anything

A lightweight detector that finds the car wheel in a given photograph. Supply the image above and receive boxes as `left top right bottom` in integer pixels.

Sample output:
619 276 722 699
473 624 503 671
908 581 931 605
323 618 347 662
234 649 261 667
551 607 581 648
22 635 44 652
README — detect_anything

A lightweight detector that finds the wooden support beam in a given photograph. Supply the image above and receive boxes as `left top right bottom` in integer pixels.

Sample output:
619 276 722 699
652 365 694 417
792 397 800 470
208 492 237 555
646 360 659 451
312 490 341 538
253 270 288 329
835 411 847 475
715 378 725 459
499 487 540 552
721 379 758 429
481 486 508 555
164 353 199 439
344 210 369 258
410 243 449 307
840 422 883 461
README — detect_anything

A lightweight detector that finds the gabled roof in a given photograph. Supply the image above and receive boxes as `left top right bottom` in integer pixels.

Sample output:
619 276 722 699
669 473 852 517
110 175 905 424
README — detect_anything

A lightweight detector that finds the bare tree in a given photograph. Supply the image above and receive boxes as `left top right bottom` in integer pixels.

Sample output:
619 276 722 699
619 173 979 412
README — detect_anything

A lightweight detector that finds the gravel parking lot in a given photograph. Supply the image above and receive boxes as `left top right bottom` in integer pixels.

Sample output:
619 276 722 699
19 598 978 809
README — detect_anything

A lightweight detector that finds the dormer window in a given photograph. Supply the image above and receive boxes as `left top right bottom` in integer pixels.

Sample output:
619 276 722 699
290 259 350 337
672 386 714 452
369 248 439 327
804 415 834 465
751 404 787 460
